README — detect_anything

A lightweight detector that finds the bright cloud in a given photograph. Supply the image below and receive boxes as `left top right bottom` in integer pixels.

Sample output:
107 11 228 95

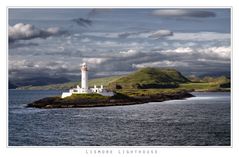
132 60 189 68
161 46 230 59
119 49 138 57
162 47 193 54
198 46 231 59
82 58 108 65
9 23 67 42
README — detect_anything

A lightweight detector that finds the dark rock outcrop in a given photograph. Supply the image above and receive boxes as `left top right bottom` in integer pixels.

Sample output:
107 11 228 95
27 91 194 109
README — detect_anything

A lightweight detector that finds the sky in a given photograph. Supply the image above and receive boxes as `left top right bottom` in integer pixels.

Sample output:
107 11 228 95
8 8 231 80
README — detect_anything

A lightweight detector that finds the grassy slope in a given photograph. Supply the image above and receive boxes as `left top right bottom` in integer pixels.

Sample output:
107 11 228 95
180 82 220 91
179 76 230 91
115 88 186 97
108 67 190 89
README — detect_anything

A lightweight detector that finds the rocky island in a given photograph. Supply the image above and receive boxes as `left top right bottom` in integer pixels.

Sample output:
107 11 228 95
27 89 193 109
27 66 195 109
27 66 229 109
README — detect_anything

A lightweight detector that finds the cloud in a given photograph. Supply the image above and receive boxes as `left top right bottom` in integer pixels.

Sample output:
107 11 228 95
118 32 143 38
82 57 108 65
9 44 230 80
94 50 168 73
119 49 138 57
120 30 173 39
87 9 111 19
72 9 111 27
167 32 230 41
152 9 216 18
162 47 193 54
148 29 173 39
94 71 130 77
8 59 81 79
197 58 230 64
8 9 230 81
198 46 231 59
85 29 174 39
161 46 230 59
94 41 119 47
132 60 189 68
71 18 92 27
80 38 91 42
9 23 67 42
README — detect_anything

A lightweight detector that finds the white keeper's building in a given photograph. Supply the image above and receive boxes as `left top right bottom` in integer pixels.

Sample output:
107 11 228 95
61 63 114 98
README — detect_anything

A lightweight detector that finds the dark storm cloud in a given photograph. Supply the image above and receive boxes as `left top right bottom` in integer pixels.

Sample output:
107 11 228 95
148 30 173 39
152 9 216 18
72 9 110 27
9 23 68 43
87 8 111 18
118 32 143 38
71 18 92 27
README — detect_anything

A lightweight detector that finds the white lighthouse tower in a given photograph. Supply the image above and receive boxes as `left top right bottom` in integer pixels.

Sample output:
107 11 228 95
81 62 88 93
61 62 114 98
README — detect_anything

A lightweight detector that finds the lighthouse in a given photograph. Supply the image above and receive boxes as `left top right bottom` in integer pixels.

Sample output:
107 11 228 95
81 62 88 93
61 62 114 98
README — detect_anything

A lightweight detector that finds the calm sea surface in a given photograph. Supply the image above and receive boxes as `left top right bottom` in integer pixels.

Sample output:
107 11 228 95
8 90 230 146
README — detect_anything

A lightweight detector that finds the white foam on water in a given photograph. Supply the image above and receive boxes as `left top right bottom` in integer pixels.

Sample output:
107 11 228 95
186 96 217 100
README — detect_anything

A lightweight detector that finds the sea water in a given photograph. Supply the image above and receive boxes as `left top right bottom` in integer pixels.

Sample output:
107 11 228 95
8 90 230 146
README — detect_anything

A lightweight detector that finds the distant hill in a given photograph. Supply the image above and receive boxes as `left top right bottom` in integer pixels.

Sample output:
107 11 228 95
108 67 190 89
199 71 230 78
180 75 230 91
188 75 230 84
16 75 123 90
9 82 18 89
10 77 70 88
201 76 229 84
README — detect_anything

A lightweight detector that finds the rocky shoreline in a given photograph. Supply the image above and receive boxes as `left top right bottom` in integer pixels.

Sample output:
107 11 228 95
27 90 194 109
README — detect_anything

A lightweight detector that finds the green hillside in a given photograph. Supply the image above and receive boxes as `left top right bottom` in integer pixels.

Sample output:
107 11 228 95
108 67 190 89
180 76 230 91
